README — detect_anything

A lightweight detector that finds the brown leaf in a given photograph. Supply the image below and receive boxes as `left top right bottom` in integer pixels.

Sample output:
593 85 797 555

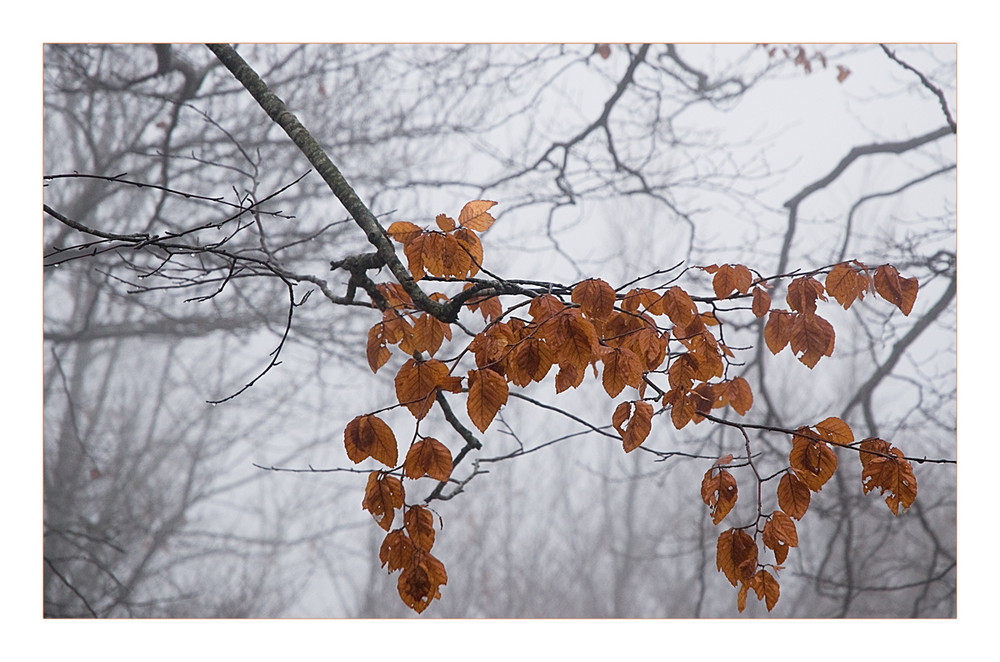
758 570 780 611
725 377 753 416
362 472 405 531
387 221 423 244
453 227 483 278
874 265 918 316
404 506 437 551
751 286 771 319
656 286 698 326
395 359 450 420
825 262 869 310
457 200 498 232
664 387 696 430
397 548 447 613
789 312 835 368
467 368 509 432
509 337 554 387
762 510 798 548
435 214 456 232
572 278 617 321
717 528 758 587
379 529 414 572
403 438 453 481
814 416 854 446
859 438 917 515
764 310 795 354
344 414 398 467
621 400 653 453
712 264 753 299
366 323 392 373
786 276 826 316
776 472 811 520
789 429 838 491
701 467 738 525
601 346 644 398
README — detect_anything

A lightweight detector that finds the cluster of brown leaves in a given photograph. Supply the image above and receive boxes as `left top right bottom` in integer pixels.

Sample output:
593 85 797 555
763 261 917 369
761 43 851 83
343 202 922 615
705 416 918 612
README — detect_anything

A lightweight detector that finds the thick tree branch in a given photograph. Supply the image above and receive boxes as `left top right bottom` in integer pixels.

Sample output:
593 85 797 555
205 43 456 322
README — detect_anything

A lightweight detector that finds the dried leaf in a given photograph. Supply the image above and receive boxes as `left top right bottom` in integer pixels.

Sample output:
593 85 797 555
572 278 617 321
395 359 450 420
362 472 405 531
457 200 498 232
776 472 811 520
404 506 437 551
701 467 738 524
344 414 398 467
403 438 453 481
467 368 509 432
789 428 838 491
751 286 771 319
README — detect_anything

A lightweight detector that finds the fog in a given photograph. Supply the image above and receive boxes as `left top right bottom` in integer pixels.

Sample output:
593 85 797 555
42 43 955 620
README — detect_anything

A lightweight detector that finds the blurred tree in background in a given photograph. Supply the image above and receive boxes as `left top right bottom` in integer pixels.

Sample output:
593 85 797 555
43 43 954 617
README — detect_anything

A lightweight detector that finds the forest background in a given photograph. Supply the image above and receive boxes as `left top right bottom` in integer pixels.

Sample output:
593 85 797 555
7 2 992 660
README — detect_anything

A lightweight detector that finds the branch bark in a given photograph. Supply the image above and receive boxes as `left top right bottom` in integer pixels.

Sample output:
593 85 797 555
205 43 457 322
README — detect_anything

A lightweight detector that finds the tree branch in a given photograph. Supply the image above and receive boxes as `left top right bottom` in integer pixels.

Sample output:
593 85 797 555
205 43 456 322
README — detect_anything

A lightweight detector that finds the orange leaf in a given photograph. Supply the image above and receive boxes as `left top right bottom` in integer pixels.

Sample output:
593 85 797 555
873 265 918 316
528 293 566 321
344 414 398 467
758 570 780 611
462 284 503 322
467 368 509 432
814 416 854 446
410 313 451 357
601 346 643 398
621 400 653 453
404 506 437 551
454 227 483 277
387 221 423 244
762 510 798 548
457 200 498 232
571 278 617 321
789 312 835 368
397 548 447 613
545 314 599 372
789 429 838 491
366 323 392 373
667 353 699 391
612 401 631 437
395 359 450 420
764 310 794 354
786 276 826 316
825 262 869 310
725 377 753 416
701 467 738 524
509 337 554 387
554 362 585 393
716 528 758 586
362 471 405 531
379 529 414 572
656 286 698 326
776 472 811 520
664 387 696 430
403 438 453 481
712 264 753 299
435 214 456 232
859 438 917 515
751 286 771 319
